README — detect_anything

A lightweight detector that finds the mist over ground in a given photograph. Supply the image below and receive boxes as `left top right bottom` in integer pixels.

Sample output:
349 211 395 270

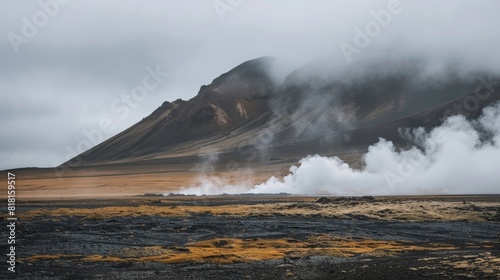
180 102 500 195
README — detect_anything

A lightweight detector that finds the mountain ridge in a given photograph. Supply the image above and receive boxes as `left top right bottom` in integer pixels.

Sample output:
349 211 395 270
63 57 500 167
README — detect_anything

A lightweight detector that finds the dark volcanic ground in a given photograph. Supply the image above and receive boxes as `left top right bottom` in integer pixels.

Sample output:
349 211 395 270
1 196 499 280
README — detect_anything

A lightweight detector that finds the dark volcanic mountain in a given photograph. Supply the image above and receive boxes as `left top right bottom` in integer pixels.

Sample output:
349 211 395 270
68 57 276 165
64 57 500 167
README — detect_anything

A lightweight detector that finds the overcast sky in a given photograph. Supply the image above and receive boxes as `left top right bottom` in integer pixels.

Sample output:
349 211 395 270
1 0 500 170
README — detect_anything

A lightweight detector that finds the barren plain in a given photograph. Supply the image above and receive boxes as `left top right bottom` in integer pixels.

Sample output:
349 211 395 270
1 180 499 279
1 155 499 279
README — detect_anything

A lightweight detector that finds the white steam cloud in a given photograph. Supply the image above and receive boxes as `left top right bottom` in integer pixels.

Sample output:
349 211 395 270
252 103 500 195
176 148 252 195
179 176 250 196
179 103 500 195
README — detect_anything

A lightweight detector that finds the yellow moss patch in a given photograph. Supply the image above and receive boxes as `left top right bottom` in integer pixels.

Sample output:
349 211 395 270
20 254 81 261
18 205 190 220
167 238 303 263
441 253 500 276
412 252 500 277
19 235 457 264
81 255 131 262
16 200 500 222
304 235 455 257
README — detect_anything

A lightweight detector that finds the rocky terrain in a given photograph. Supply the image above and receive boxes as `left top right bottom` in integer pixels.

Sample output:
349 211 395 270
1 195 498 279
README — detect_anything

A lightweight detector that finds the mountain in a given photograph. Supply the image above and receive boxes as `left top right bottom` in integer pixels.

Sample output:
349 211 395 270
64 57 500 167
67 57 276 165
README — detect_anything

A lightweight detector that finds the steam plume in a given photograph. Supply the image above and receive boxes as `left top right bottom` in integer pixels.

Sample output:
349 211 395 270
181 102 500 195
251 103 500 195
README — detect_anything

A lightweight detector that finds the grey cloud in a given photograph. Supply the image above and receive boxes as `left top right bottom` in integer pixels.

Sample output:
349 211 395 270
2 0 500 169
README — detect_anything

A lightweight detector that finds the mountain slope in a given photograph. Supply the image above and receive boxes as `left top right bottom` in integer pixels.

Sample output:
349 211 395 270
64 57 500 167
66 57 276 165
